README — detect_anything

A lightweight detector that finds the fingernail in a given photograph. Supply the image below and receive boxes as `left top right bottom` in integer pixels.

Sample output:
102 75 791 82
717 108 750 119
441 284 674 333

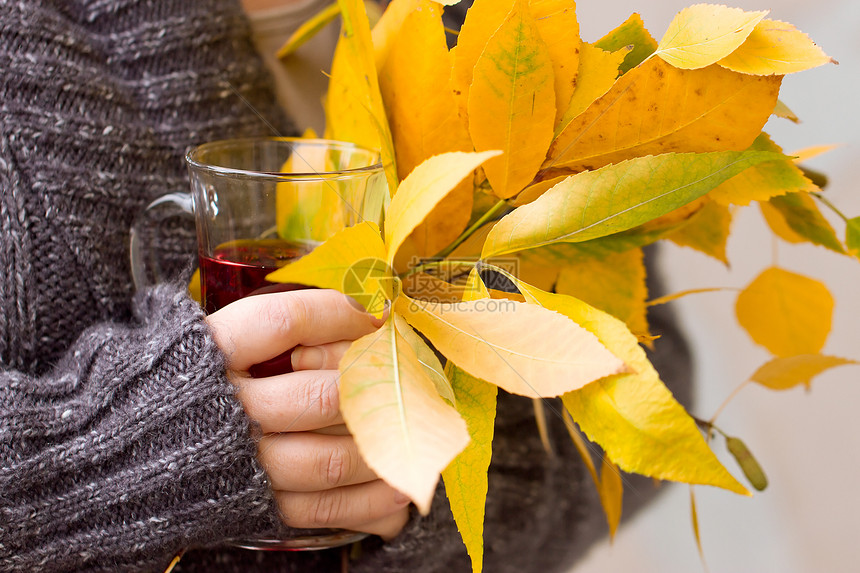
345 295 367 312
393 490 411 505
291 346 324 370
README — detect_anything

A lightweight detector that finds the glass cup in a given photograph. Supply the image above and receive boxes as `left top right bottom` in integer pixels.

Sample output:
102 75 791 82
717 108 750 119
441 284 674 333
130 137 388 551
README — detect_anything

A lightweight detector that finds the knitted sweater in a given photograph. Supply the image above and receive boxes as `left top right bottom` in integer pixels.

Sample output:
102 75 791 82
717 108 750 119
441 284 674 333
0 1 691 572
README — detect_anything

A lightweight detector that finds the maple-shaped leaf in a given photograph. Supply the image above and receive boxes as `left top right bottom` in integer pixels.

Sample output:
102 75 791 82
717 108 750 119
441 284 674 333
668 198 733 265
750 354 858 391
547 58 781 173
339 314 470 514
379 3 474 256
654 4 767 70
483 150 783 258
468 0 556 199
719 19 836 76
735 267 834 357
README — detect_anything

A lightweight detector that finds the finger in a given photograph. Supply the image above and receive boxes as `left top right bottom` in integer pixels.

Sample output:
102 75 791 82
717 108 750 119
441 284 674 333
291 341 353 371
275 479 411 531
233 370 343 433
352 507 410 539
206 289 381 371
259 433 377 491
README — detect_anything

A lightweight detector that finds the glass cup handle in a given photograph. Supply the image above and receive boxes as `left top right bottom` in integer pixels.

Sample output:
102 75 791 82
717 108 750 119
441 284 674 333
129 192 194 291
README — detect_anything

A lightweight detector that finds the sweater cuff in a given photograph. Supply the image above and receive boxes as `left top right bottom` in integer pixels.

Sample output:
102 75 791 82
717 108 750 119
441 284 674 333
1 284 281 571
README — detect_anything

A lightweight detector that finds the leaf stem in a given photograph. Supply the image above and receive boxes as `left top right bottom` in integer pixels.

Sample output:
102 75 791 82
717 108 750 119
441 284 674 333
433 199 510 261
709 379 751 426
812 191 850 223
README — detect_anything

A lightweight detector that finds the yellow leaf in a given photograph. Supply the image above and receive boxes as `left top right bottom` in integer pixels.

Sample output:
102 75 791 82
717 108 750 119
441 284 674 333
791 144 839 164
371 0 420 70
395 315 456 405
402 272 467 304
394 294 627 398
529 0 581 125
667 198 733 264
467 0 556 198
554 42 627 137
654 4 767 70
512 280 747 494
556 248 648 337
773 99 799 123
385 151 500 266
735 267 834 357
709 133 813 207
277 2 340 59
750 354 858 391
719 19 836 76
266 222 392 309
188 268 201 304
339 315 470 514
379 6 475 256
548 58 781 173
760 200 805 244
441 363 497 573
511 174 567 207
450 0 515 120
327 0 398 192
598 456 624 540
766 192 845 254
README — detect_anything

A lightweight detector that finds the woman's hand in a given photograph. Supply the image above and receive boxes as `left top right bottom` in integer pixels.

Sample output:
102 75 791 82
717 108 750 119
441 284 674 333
206 289 409 539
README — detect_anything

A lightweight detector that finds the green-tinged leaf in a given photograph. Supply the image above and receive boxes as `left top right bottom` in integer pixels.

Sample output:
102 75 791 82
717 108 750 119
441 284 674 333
482 150 783 258
595 12 657 74
709 133 814 207
327 0 398 192
773 99 799 123
847 216 860 258
394 295 627 398
394 315 455 405
451 0 515 120
441 363 497 573
768 192 846 254
654 5 767 70
277 2 340 58
718 19 836 76
468 0 556 198
548 58 781 173
725 436 768 491
750 354 858 391
556 249 648 336
511 281 747 494
735 267 834 357
266 222 393 308
667 198 733 264
339 316 470 514
385 151 500 265
760 200 805 244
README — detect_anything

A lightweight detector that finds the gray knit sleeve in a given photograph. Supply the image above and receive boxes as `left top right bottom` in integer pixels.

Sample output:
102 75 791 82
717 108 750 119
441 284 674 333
0 284 284 572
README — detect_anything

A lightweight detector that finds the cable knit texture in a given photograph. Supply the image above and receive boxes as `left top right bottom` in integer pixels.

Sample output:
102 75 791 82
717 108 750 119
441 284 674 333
0 1 692 572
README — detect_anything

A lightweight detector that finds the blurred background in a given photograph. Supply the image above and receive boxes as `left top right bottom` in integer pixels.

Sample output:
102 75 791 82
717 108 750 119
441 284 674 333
570 1 860 572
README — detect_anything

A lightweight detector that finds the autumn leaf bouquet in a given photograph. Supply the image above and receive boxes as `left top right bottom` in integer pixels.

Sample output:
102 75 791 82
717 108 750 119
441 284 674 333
271 0 858 569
